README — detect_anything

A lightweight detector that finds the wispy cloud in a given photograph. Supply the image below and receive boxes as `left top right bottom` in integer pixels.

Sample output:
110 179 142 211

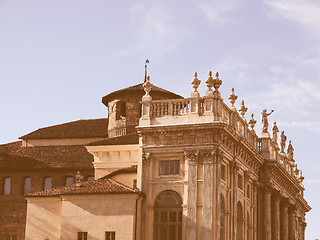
263 0 320 38
304 178 320 184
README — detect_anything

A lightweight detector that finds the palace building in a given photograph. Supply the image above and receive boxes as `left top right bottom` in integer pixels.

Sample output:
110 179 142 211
1 64 311 240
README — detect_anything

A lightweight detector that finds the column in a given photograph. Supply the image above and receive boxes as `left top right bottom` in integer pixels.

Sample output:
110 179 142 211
230 161 239 240
263 188 272 240
216 151 222 240
185 151 198 240
272 194 281 240
252 181 258 240
288 206 296 240
201 150 214 239
281 202 288 240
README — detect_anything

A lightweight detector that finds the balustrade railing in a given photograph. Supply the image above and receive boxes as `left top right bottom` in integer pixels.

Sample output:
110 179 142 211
151 98 191 117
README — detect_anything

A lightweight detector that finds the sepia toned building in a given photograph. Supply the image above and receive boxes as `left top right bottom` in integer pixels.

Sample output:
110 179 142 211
2 63 311 240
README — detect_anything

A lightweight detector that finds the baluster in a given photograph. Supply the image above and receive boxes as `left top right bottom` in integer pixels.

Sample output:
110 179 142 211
164 103 168 115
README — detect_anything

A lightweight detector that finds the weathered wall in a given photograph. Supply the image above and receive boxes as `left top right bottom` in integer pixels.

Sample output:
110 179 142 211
25 197 62 240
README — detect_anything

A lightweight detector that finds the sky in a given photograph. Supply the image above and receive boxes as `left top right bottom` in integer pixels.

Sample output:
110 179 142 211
0 0 319 238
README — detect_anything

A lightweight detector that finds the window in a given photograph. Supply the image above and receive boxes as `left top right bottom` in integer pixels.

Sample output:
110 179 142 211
77 232 87 240
133 179 137 189
221 165 226 181
66 176 73 186
24 177 31 194
238 174 243 190
116 101 126 120
105 231 116 240
4 235 17 240
159 160 180 176
44 177 52 190
87 176 94 181
3 177 11 195
246 184 251 198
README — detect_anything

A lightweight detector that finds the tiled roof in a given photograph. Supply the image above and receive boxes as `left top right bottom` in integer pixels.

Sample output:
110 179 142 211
102 83 182 105
25 178 140 197
87 134 139 146
19 118 108 140
103 165 137 179
0 141 93 169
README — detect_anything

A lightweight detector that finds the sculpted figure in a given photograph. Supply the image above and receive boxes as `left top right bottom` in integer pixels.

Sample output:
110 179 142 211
287 140 294 159
261 109 274 133
280 131 286 153
272 122 279 143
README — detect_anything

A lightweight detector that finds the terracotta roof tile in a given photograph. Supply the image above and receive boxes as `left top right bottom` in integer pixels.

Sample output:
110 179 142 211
87 134 139 146
25 178 139 197
102 83 182 105
0 141 93 169
19 118 108 140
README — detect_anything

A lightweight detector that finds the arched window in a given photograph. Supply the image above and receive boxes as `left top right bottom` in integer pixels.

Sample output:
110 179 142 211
24 177 31 194
3 177 11 195
237 202 243 240
44 177 52 190
220 194 226 240
65 176 73 186
153 190 182 240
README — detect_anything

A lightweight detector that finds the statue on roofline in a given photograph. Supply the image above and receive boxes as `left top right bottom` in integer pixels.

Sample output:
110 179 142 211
280 130 287 153
287 140 294 160
272 122 279 143
261 109 274 133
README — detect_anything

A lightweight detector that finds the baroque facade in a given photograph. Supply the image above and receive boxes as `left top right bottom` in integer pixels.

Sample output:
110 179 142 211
2 63 311 240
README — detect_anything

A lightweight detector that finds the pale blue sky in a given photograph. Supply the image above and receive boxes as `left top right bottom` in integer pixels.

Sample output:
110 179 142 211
0 0 319 238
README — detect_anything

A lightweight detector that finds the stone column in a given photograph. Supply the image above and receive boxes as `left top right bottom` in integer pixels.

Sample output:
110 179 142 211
201 150 214 239
230 161 239 240
263 187 272 240
216 150 222 240
288 206 296 240
281 201 289 240
252 181 258 240
272 194 281 240
185 151 198 240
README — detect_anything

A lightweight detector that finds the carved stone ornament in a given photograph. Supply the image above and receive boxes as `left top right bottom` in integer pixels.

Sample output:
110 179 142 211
199 150 215 163
238 100 248 119
142 152 150 165
75 171 83 188
213 72 222 92
205 71 214 96
280 130 287 153
143 76 153 100
228 88 238 109
261 109 274 133
190 72 201 97
248 113 257 130
184 150 198 164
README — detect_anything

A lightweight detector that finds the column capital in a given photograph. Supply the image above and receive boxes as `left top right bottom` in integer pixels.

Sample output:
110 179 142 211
142 152 150 165
230 160 240 174
184 150 199 165
198 149 215 164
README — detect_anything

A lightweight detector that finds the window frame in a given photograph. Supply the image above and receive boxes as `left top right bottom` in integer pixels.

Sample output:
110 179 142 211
3 177 11 195
77 232 87 240
23 177 32 194
105 231 116 240
44 177 53 190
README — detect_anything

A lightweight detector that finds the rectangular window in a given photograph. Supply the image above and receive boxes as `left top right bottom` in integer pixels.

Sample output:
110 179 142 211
159 160 180 176
133 179 137 189
238 174 243 190
221 165 226 181
66 176 73 186
24 177 31 194
3 177 11 195
44 177 52 190
105 231 116 240
4 235 17 240
77 232 87 240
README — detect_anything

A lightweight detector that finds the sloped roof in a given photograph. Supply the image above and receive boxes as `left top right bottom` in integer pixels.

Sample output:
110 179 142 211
102 165 137 179
19 118 108 140
102 83 182 106
25 178 140 197
0 141 93 169
87 134 139 146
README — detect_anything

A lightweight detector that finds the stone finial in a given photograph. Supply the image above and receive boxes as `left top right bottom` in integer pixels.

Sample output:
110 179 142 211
190 72 201 98
205 71 214 96
272 122 279 143
280 130 287 153
75 171 83 188
228 88 238 109
213 72 222 92
142 75 153 101
238 100 248 119
248 113 257 130
261 109 274 134
298 170 304 183
287 140 294 160
294 164 299 176
144 59 149 83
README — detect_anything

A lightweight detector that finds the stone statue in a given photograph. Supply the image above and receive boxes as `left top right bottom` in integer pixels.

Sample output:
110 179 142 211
287 140 294 159
272 122 279 143
280 131 286 153
75 171 83 188
261 109 274 133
